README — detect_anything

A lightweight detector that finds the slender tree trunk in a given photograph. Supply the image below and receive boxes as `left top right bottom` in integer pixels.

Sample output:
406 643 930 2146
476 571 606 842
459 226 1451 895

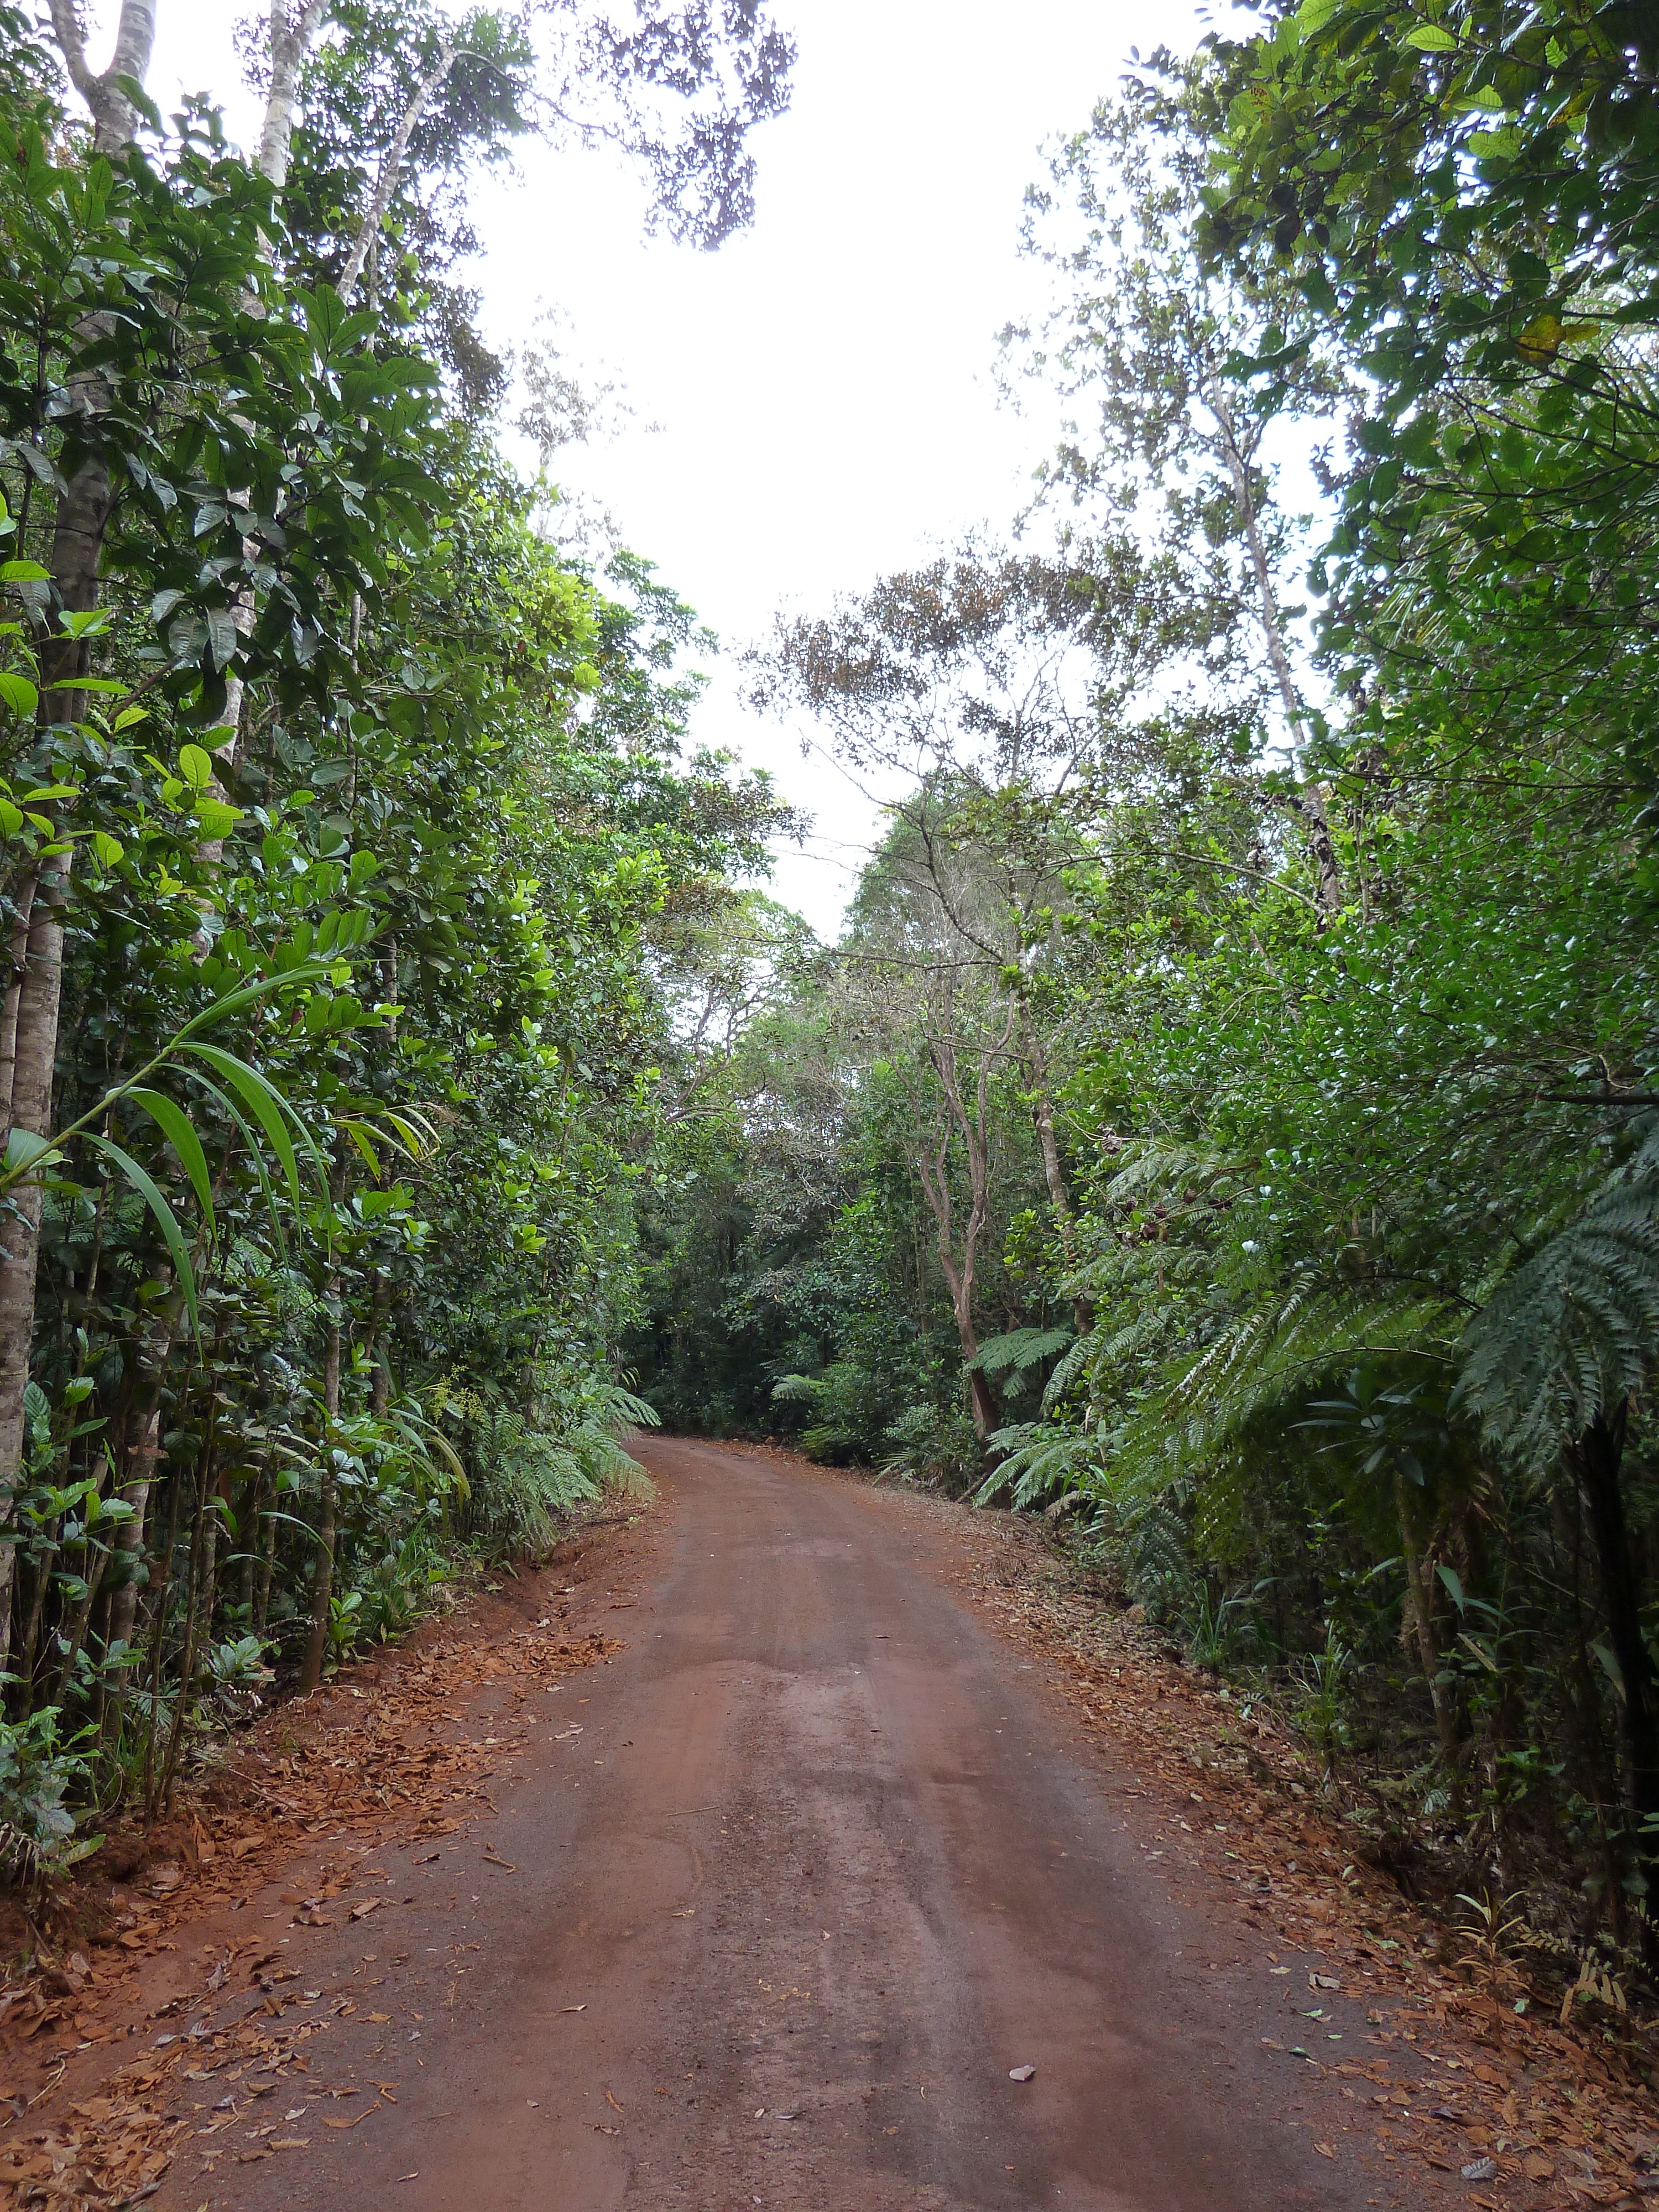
298 1300 342 1693
336 41 458 305
1015 997 1092 1334
365 1271 392 1417
0 880 39 1131
0 7 156 1657
1571 1399 1658 1947
256 1 328 191
912 998 1016 1442
0 872 70 1660
101 1310 179 1745
159 1465 216 1811
1396 1472 1463 1797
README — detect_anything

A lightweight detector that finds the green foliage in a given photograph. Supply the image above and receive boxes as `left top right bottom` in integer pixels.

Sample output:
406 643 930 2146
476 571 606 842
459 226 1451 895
0 6 790 1848
0 1707 96 1881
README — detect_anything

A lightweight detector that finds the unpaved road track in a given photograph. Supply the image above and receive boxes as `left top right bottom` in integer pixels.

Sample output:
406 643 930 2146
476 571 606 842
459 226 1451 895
161 1440 1408 2211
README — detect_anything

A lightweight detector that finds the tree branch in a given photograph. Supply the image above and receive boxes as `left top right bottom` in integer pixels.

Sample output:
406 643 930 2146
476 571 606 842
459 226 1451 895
336 40 457 305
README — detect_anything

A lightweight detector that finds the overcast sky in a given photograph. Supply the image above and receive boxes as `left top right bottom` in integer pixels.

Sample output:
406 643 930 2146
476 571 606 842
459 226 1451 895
99 0 1203 936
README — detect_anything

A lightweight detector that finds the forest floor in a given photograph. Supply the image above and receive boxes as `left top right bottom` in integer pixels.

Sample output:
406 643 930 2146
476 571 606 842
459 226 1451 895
0 1438 1651 2211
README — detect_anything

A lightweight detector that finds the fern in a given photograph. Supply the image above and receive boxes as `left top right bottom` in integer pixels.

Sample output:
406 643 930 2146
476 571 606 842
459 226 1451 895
974 1419 1104 1507
442 1368 659 1556
1121 1273 1459 1488
965 1326 1074 1377
1454 1123 1659 1472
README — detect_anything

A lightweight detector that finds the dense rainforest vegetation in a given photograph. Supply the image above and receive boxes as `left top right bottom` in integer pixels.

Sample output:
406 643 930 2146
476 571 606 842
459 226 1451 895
0 0 795 1848
630 3 1659 1958
3 0 1658 1985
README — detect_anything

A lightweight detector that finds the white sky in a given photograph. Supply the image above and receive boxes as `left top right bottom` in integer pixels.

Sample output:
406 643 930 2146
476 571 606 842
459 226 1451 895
106 0 1204 936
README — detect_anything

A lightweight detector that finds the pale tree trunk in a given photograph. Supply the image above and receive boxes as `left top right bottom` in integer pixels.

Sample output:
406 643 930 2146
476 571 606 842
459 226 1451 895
46 0 159 153
912 991 1017 1441
0 0 163 1661
191 1 329 938
0 878 69 1641
101 1308 179 1728
1014 997 1093 1335
336 41 457 305
257 1 329 192
1204 377 1344 927
0 882 38 1130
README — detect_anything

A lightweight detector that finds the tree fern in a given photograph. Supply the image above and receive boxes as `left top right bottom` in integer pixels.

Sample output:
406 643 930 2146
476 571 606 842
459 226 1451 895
1111 1274 1459 1495
1454 1121 1659 1473
974 1418 1104 1506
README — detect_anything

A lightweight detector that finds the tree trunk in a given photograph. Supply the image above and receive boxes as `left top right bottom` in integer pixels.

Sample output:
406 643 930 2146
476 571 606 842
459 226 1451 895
912 1000 1015 1442
0 7 156 1658
1571 1400 1659 1923
102 1313 177 1712
337 42 458 305
255 1 328 191
46 0 159 153
1396 1472 1463 1798
298 1302 342 1693
0 879 39 1131
0 873 70 1661
1015 997 1092 1334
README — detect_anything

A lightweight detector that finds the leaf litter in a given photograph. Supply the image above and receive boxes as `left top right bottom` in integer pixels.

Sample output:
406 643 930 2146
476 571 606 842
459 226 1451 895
0 1549 630 2210
865 1472 1658 2212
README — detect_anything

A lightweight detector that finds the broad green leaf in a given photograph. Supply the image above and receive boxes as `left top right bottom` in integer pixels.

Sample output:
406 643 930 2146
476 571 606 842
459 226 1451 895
91 830 123 868
3 1129 61 1175
196 799 244 841
1293 0 1340 34
0 560 50 582
1404 23 1457 48
178 744 214 791
126 1087 216 1239
87 1136 198 1337
0 672 38 719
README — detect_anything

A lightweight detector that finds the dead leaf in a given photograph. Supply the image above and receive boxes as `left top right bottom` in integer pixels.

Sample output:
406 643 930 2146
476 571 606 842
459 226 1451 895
1314 2140 1334 2159
348 1899 381 1921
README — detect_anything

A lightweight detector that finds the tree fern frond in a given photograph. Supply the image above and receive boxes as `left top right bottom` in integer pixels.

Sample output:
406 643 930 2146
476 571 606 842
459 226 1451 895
1455 1193 1659 1473
974 1419 1104 1507
967 1326 1074 1376
1109 1275 1459 1493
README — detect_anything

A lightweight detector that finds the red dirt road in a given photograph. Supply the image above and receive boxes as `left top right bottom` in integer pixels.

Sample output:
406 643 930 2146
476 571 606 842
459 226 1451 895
155 1440 1421 2211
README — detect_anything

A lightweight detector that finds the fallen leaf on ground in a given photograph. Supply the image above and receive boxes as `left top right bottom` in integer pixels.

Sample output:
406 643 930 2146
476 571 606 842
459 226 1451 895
1008 2065 1036 2083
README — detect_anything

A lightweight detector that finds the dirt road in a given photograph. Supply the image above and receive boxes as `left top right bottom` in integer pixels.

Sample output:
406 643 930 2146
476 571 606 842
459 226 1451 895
155 1439 1413 2211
